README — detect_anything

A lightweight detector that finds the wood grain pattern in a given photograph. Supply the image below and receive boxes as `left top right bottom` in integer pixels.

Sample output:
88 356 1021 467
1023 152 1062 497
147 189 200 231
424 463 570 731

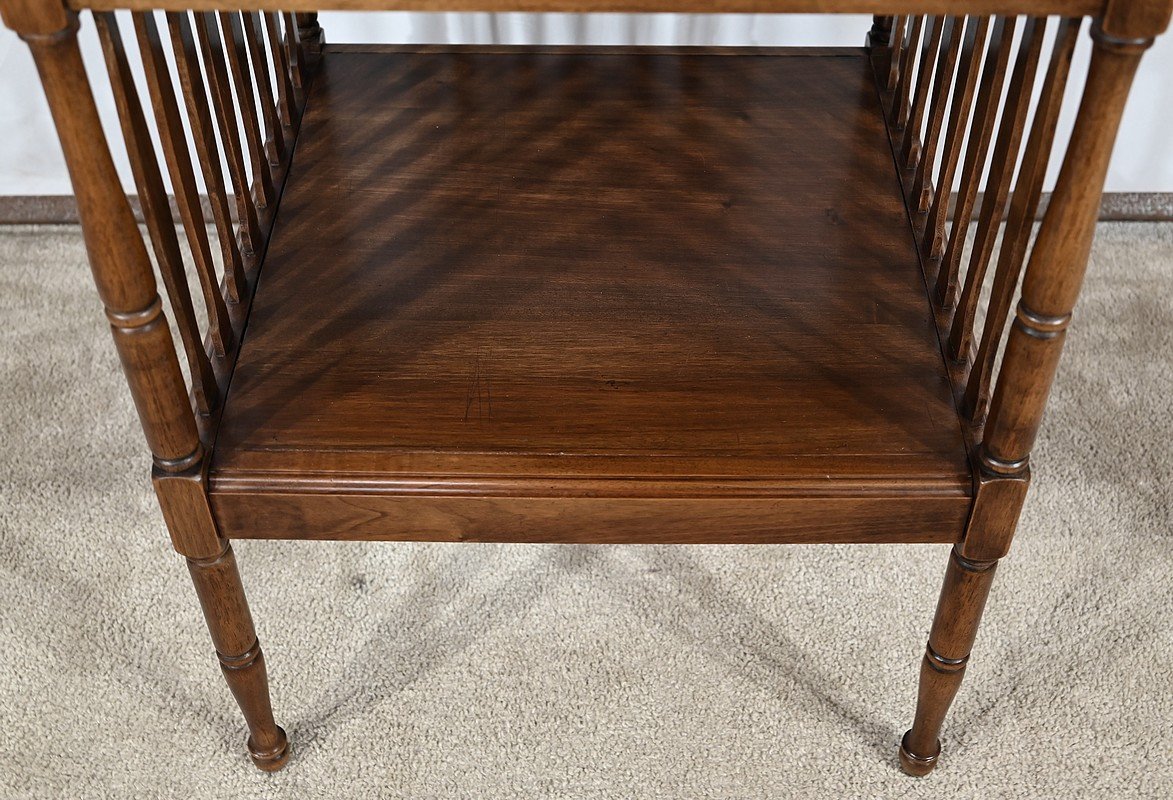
23 15 201 471
208 47 973 543
908 15 960 213
219 11 275 208
890 14 922 130
899 15 942 171
243 11 286 161
981 25 1151 476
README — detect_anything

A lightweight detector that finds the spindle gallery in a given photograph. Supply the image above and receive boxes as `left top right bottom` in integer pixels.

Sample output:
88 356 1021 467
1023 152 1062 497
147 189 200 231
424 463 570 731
2 0 1169 777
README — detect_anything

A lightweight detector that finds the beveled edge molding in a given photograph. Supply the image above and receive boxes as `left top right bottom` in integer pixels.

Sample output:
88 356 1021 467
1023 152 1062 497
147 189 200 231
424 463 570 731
3 191 1171 225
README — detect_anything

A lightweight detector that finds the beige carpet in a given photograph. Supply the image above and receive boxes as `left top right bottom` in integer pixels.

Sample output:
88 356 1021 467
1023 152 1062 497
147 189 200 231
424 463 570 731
1 224 1170 798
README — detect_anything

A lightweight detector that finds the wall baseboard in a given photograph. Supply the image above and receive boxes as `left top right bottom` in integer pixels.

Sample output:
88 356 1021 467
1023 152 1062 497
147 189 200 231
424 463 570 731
0 192 1170 226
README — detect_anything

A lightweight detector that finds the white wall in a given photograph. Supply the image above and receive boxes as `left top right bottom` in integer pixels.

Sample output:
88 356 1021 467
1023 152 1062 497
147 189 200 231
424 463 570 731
1 12 1171 195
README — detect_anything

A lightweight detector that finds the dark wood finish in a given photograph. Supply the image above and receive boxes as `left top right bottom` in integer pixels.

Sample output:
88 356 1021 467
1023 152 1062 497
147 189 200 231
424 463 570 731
188 541 288 771
264 12 297 128
4 0 1167 777
20 12 200 471
900 547 998 776
898 15 942 171
95 10 220 415
908 15 960 213
883 15 906 89
2 1 315 773
64 0 1114 15
243 11 286 160
195 10 261 257
167 10 247 302
11 190 1172 225
920 15 988 258
208 48 972 544
934 15 1016 310
965 17 1080 423
948 16 1046 364
890 14 922 129
881 8 1158 774
219 10 275 208
135 10 235 357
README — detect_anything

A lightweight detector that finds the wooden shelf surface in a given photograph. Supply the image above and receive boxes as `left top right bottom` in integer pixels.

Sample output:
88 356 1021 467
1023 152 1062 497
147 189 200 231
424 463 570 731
209 46 971 544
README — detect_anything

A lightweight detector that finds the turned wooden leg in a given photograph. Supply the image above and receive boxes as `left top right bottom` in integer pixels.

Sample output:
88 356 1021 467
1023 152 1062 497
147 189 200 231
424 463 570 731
188 542 289 771
900 546 998 776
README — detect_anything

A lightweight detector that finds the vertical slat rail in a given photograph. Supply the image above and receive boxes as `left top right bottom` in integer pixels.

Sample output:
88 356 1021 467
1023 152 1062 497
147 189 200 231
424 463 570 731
965 18 1082 423
195 10 261 259
922 15 990 261
909 16 962 215
11 6 201 481
135 10 234 358
167 10 248 304
947 18 1048 365
890 15 924 132
934 16 1018 310
243 11 285 161
220 11 274 210
899 15 944 173
95 11 218 416
885 15 908 91
977 20 1158 504
265 12 298 129
282 11 304 92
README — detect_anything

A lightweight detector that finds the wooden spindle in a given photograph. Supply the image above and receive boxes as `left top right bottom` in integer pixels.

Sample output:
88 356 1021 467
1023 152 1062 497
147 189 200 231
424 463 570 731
134 11 234 357
95 11 218 416
965 18 1081 424
922 15 990 261
16 7 200 474
295 11 324 61
188 541 289 771
900 547 998 776
886 15 908 91
219 12 274 209
900 16 945 171
265 12 297 129
242 12 285 162
980 23 1155 483
934 16 1018 310
948 18 1047 365
890 15 924 130
167 11 247 304
283 11 305 92
906 26 1160 773
194 11 261 258
910 16 963 213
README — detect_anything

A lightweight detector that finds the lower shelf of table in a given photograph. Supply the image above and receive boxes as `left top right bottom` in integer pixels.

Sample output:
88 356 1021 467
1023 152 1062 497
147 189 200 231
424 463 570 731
208 45 974 544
